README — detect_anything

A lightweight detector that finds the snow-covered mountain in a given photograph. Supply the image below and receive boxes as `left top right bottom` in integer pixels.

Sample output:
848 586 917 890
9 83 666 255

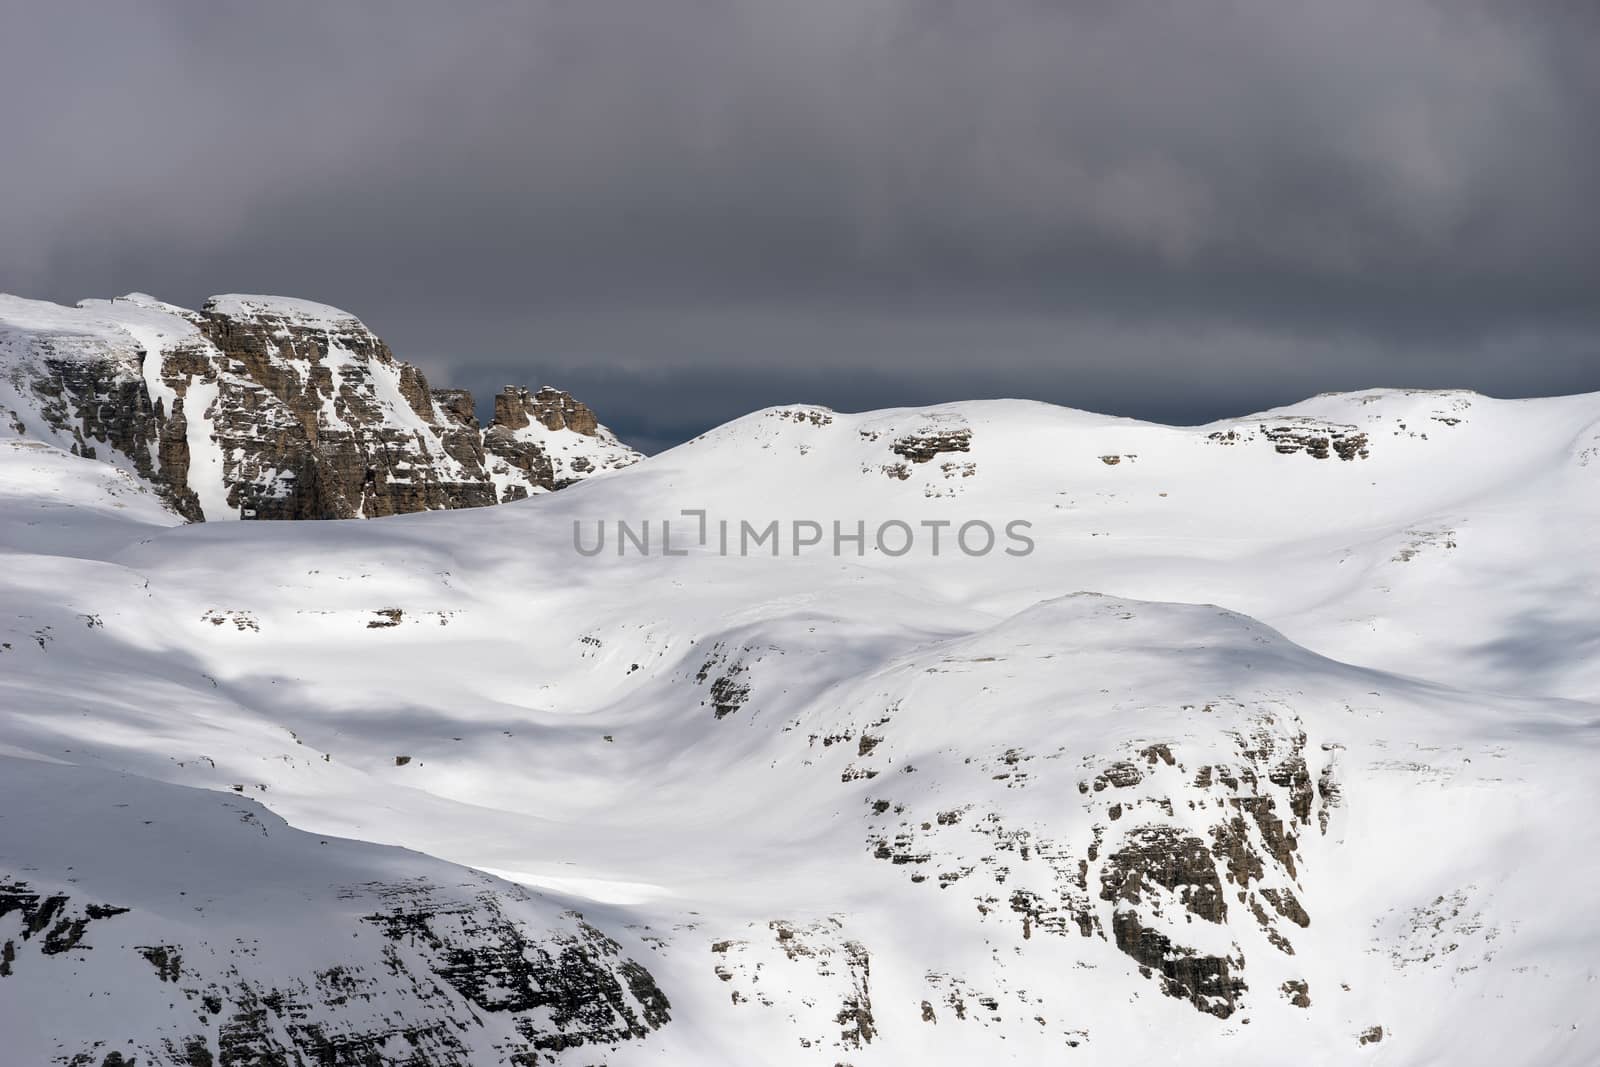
0 292 639 521
3 387 1599 1065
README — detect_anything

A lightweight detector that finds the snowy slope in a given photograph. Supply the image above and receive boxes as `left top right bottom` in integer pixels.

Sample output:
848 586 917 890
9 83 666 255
1 758 669 1066
3 388 1599 1064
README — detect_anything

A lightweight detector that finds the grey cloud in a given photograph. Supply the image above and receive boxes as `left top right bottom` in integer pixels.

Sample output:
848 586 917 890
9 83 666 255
2 1 1597 450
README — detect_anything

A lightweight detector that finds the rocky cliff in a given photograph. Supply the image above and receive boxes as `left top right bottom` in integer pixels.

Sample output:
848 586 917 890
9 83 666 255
0 292 640 520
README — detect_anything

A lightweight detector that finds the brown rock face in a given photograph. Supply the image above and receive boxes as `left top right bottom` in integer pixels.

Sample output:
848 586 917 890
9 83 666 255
481 385 638 497
890 426 972 464
20 349 162 468
155 395 203 521
492 385 601 436
0 293 640 521
192 298 503 519
431 388 478 429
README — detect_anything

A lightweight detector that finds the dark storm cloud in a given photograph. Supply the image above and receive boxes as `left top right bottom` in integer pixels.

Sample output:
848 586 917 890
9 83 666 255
3 0 1597 449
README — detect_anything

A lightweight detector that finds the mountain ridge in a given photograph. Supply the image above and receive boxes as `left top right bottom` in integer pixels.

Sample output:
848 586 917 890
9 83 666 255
3 373 1599 1062
0 291 641 521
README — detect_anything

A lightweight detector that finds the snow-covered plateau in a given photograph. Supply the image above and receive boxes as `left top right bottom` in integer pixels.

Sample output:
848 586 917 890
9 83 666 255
3 379 1599 1065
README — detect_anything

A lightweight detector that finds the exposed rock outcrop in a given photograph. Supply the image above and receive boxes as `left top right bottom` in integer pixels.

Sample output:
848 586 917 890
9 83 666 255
890 425 972 464
0 292 641 520
482 385 638 500
857 701 1329 1022
492 384 600 435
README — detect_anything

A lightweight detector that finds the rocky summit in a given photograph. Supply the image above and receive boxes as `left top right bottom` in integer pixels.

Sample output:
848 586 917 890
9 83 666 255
0 292 639 521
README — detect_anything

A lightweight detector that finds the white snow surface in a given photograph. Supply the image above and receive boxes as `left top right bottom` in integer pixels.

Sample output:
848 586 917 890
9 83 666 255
3 389 1600 1064
203 293 366 329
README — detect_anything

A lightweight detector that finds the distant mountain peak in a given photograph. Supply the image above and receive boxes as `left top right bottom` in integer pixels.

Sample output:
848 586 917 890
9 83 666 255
0 291 640 520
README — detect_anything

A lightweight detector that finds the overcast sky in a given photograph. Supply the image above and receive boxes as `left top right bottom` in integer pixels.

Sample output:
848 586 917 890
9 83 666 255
3 1 1596 451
